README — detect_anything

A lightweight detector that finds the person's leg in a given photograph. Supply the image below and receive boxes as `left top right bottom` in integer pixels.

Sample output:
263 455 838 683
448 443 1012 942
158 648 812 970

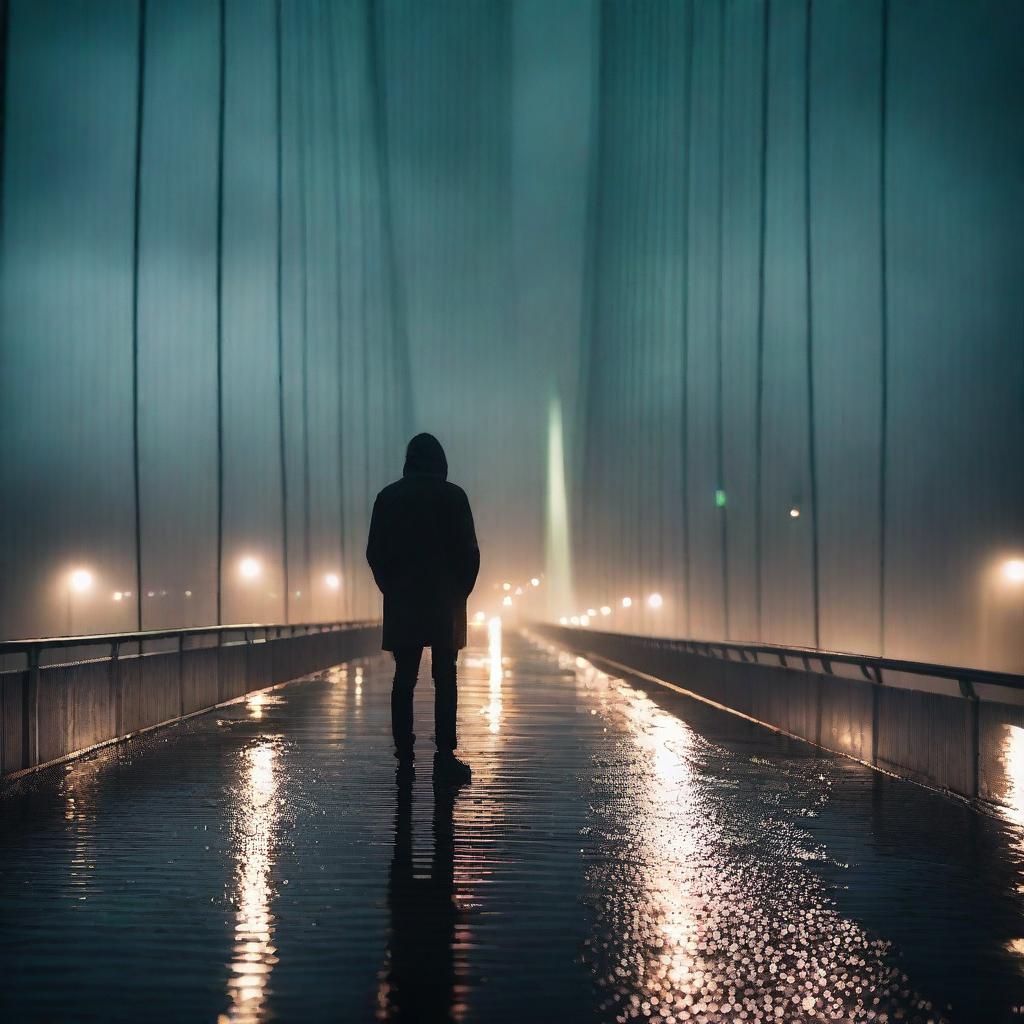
430 647 458 752
391 647 422 758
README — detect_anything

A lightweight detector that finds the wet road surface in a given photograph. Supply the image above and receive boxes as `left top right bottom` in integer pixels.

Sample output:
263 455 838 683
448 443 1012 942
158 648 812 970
3 626 1024 1022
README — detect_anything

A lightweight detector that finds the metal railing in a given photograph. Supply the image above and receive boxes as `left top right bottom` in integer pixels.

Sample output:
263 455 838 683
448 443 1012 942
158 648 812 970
536 623 1024 695
1 619 382 776
0 619 379 660
536 623 1024 800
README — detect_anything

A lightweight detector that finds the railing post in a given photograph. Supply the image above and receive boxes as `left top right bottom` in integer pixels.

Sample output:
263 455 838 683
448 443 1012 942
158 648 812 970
244 629 253 696
23 648 39 769
216 628 224 705
959 678 980 799
869 666 881 767
112 640 123 738
814 673 824 748
178 633 185 718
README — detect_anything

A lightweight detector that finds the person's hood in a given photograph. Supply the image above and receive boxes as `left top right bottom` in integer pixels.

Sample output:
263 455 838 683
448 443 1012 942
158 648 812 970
403 433 448 480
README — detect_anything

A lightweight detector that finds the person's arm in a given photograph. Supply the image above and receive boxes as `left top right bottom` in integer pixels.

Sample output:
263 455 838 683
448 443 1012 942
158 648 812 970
453 489 480 597
366 494 390 594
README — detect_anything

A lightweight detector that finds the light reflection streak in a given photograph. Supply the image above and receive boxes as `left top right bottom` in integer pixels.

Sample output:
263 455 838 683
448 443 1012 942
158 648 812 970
571 652 934 1021
579 662 706 1001
61 761 103 901
999 725 1024 828
221 741 280 1024
245 693 286 723
620 684 706 999
484 616 503 733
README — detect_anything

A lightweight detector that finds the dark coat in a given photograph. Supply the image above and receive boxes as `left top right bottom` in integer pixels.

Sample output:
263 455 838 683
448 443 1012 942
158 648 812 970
366 434 480 652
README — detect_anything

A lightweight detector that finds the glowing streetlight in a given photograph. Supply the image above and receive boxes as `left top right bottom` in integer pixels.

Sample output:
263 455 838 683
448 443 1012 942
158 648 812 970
789 507 801 518
502 582 511 592
600 606 611 616
324 572 341 590
515 586 524 596
66 567 94 635
112 591 123 602
530 578 540 587
502 595 512 607
69 568 93 593
621 596 632 609
580 614 591 627
570 616 580 625
475 611 486 623
648 592 663 609
239 556 262 581
559 616 568 625
1004 559 1024 584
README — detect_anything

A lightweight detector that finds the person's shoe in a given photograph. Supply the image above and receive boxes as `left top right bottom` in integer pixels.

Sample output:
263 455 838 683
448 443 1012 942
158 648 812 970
433 751 472 786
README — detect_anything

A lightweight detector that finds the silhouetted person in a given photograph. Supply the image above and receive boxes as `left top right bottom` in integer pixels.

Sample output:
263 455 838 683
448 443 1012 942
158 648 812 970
367 433 479 783
382 768 459 1021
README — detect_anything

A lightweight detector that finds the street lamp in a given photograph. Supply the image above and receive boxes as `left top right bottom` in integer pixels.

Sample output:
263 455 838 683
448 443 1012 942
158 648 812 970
69 568 93 593
239 556 262 581
66 567 93 634
1003 559 1024 585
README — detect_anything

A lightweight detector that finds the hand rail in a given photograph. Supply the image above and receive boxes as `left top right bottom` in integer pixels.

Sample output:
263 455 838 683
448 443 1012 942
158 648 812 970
0 620 381 658
538 623 1024 692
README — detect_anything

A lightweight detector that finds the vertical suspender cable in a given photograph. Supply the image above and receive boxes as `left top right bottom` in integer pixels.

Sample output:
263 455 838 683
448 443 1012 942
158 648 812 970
323 0 347 620
753 0 771 641
679 0 696 636
0 0 9 253
274 0 290 623
214 0 226 625
366 1 414 456
803 0 821 648
574 1 604 607
877 0 890 656
715 0 729 638
130 0 148 632
296 4 312 617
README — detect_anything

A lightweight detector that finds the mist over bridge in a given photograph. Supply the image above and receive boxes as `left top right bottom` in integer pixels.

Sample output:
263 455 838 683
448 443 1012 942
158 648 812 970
1 1 1023 1021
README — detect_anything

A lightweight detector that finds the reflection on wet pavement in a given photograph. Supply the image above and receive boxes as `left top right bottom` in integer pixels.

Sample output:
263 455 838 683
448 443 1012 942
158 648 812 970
224 737 282 1023
379 770 461 1022
3 628 1024 1021
576 659 930 1022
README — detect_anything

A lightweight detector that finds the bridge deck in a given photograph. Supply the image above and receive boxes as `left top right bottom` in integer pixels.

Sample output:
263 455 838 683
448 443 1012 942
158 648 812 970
2 627 1024 1022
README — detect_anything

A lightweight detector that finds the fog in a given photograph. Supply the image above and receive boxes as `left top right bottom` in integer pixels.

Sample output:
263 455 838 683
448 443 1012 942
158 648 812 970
0 0 1020 672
